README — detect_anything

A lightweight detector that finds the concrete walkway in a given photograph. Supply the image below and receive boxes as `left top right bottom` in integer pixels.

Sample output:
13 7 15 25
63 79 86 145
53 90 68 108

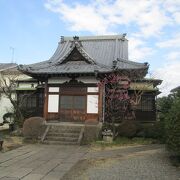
0 144 179 180
0 144 88 180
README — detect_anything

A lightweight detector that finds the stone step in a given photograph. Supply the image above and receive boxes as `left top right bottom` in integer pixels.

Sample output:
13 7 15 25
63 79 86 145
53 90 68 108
48 126 81 133
48 129 81 134
45 136 78 142
47 132 79 138
42 140 78 145
49 125 82 131
42 124 84 145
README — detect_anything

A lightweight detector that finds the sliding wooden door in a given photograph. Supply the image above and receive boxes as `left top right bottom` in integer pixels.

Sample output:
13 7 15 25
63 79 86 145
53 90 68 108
59 95 86 121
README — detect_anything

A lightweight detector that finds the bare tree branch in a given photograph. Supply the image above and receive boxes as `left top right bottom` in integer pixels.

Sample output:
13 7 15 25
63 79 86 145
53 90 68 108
0 71 33 126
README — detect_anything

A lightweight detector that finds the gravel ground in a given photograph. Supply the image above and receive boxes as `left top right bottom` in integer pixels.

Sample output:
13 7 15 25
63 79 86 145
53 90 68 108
63 145 180 180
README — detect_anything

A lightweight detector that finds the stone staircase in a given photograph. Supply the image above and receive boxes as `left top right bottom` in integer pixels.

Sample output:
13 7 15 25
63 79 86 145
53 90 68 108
41 123 84 145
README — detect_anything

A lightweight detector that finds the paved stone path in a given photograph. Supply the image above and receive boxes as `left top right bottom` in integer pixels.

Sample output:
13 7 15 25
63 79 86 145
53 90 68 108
0 144 179 180
0 144 88 180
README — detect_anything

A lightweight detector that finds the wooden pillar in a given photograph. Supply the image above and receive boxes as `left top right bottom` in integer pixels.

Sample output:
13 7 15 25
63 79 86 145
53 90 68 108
99 85 105 122
43 80 48 120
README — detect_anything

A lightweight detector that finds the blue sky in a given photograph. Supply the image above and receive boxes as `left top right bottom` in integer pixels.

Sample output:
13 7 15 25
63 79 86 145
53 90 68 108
0 0 180 95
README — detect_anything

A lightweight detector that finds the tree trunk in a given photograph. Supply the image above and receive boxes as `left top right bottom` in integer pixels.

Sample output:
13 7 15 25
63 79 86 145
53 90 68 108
9 97 24 127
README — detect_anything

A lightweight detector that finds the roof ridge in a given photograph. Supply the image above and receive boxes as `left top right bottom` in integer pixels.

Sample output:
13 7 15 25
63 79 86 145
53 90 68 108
61 34 127 42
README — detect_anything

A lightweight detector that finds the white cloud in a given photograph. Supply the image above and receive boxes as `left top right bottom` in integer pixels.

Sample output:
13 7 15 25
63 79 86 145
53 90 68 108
45 0 109 34
157 33 180 49
173 12 180 24
163 0 180 13
138 6 172 37
155 31 180 95
128 37 153 60
154 61 180 96
167 51 180 61
45 0 177 37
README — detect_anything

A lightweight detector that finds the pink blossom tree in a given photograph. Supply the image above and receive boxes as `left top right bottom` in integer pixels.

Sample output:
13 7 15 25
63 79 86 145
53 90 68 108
98 73 133 138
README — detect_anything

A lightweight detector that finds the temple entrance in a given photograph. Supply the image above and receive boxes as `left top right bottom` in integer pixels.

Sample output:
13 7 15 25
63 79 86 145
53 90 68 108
59 95 86 121
46 85 100 122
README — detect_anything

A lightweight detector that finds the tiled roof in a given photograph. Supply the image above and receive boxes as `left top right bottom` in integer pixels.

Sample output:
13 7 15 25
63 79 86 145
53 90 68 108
18 35 148 76
116 58 148 69
0 63 17 72
50 35 128 67
19 62 111 76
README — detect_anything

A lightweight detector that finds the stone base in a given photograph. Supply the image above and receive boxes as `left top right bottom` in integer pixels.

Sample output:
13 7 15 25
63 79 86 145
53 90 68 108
81 123 102 144
103 135 113 143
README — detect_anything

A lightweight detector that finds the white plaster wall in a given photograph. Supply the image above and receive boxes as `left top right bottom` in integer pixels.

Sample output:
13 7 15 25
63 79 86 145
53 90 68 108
0 94 13 123
18 82 38 88
87 95 99 114
48 94 59 112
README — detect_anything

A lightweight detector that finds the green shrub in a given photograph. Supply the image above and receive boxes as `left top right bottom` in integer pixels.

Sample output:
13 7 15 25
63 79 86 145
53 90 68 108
154 121 166 141
117 120 140 138
137 122 165 140
165 99 180 156
157 96 173 122
23 117 45 140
